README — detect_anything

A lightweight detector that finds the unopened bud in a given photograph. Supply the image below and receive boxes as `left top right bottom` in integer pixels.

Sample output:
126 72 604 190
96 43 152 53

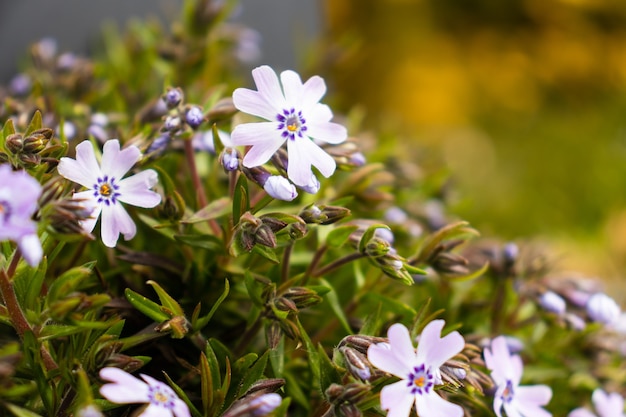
38 177 66 208
299 204 351 225
162 115 182 132
586 292 621 325
244 379 285 396
538 291 566 315
23 133 49 154
338 334 387 354
185 105 205 129
288 222 308 240
340 347 371 381
338 403 362 417
163 87 184 109
264 176 297 201
220 148 240 171
364 237 391 258
207 97 238 122
273 297 298 313
254 224 277 248
260 217 288 233
5 133 23 154
283 287 323 310
298 174 320 194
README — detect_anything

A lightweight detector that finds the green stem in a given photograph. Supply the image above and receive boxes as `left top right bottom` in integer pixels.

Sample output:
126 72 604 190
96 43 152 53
281 243 293 283
310 252 365 278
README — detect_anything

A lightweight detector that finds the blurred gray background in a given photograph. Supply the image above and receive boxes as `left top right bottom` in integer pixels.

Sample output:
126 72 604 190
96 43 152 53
0 0 321 82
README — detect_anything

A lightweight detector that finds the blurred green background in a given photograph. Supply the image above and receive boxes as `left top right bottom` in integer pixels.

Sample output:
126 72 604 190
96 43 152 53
319 0 626 293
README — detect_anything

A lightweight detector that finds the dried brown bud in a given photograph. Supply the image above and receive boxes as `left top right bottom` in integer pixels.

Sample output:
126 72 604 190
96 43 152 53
282 287 323 310
155 316 190 339
207 97 238 122
5 133 23 154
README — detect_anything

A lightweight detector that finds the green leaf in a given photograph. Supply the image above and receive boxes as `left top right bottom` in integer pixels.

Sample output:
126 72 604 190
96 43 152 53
295 317 320 383
318 344 341 393
232 174 249 224
147 280 184 317
1 118 16 149
237 351 269 396
360 302 383 336
362 292 417 318
200 352 213 416
23 110 43 137
174 233 224 252
326 225 359 248
244 271 266 307
212 123 225 155
46 261 96 303
192 279 229 331
124 288 171 323
163 372 203 417
413 221 479 264
317 279 352 334
5 403 43 417
251 244 279 263
182 197 232 224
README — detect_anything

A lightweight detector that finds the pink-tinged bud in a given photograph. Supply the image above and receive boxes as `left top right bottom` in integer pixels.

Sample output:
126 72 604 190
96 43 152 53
340 346 371 381
586 293 621 325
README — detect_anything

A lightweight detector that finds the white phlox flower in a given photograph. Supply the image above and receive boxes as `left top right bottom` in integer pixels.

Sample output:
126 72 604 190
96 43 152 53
367 320 465 417
568 389 625 417
484 336 552 417
99 367 190 417
57 139 161 247
232 65 347 187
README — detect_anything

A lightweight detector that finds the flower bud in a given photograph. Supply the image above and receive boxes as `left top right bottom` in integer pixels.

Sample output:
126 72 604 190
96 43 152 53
538 291 566 315
288 222 308 240
222 393 282 417
586 292 621 325
254 224 277 249
5 134 23 154
298 174 320 194
23 133 50 154
264 176 297 201
163 87 184 109
162 115 182 133
339 346 371 381
220 148 240 171
147 134 171 155
185 105 205 129
207 97 238 122
282 287 323 310
273 297 298 313
338 334 387 354
299 204 351 225
244 379 285 396
38 177 66 208
364 237 391 258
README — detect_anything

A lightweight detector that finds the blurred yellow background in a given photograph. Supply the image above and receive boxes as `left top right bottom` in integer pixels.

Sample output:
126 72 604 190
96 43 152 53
321 0 626 297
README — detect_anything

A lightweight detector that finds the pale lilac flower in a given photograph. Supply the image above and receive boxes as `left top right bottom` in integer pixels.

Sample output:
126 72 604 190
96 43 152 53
0 165 43 266
484 336 552 417
57 139 161 248
569 389 625 417
263 175 297 201
99 367 190 417
367 320 465 417
586 293 621 326
248 393 282 416
232 65 347 187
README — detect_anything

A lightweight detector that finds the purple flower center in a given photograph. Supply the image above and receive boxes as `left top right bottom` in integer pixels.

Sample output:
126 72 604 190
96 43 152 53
407 364 434 395
93 175 120 206
147 383 176 409
277 108 307 141
501 380 515 403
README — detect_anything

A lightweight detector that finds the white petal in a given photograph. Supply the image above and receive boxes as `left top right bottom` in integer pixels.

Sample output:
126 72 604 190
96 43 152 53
139 404 173 417
18 234 43 266
503 401 523 417
233 88 277 120
117 170 161 208
567 408 596 417
301 75 327 111
100 203 136 247
307 121 348 145
493 390 504 417
593 389 623 417
287 138 335 186
101 139 142 180
58 140 101 187
515 385 552 408
251 65 286 110
415 392 463 417
264 176 298 201
484 336 513 383
379 381 414 417
99 367 149 404
73 190 101 234
416 320 464 368
173 399 192 417
368 324 414 378
231 122 282 146
232 123 285 168
280 70 304 105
